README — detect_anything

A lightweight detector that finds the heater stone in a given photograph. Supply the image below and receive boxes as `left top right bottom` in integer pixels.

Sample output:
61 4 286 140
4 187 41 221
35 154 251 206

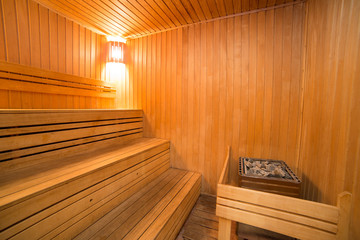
239 157 301 198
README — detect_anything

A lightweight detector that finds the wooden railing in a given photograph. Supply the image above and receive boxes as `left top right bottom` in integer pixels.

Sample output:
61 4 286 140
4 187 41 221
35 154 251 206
216 147 351 240
0 61 116 98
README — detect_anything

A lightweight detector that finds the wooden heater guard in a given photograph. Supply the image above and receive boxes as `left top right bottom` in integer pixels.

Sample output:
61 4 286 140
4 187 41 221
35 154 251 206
216 147 351 240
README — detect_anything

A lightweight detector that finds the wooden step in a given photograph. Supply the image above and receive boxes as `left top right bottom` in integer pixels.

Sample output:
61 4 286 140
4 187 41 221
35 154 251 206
0 137 170 238
75 168 201 240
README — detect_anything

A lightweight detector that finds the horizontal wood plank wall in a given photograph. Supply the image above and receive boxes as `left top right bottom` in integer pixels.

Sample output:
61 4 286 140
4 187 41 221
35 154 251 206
0 0 114 109
126 2 305 194
301 0 360 238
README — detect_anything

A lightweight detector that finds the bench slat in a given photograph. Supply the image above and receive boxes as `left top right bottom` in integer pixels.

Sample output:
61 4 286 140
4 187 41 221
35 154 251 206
0 129 142 165
139 172 201 240
0 138 168 207
0 138 159 188
0 122 143 152
0 139 169 232
161 179 201 240
8 152 171 240
217 197 337 233
91 170 189 240
74 169 201 240
0 110 142 127
73 168 178 240
0 72 115 93
0 150 170 239
0 109 199 240
0 61 115 88
111 171 193 239
0 118 142 137
217 184 339 224
216 204 335 240
124 172 201 240
0 61 115 98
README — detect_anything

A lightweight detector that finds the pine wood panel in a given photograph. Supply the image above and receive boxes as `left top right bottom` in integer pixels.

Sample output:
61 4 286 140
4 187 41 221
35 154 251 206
126 2 305 194
0 0 114 109
33 0 302 38
217 185 351 240
300 0 360 239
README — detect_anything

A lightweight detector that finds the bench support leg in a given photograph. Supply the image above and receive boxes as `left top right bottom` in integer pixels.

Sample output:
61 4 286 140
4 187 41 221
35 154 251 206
337 191 352 240
218 217 232 240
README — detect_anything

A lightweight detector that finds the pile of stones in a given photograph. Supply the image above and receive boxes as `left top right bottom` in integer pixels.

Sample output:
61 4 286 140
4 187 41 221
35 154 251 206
244 158 292 179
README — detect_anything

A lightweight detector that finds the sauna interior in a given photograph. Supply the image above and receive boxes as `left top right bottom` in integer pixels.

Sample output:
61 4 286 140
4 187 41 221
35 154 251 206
0 0 359 239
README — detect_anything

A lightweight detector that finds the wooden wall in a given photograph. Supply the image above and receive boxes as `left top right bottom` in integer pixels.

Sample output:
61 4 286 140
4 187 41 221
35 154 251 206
301 0 360 238
126 2 305 194
0 0 114 109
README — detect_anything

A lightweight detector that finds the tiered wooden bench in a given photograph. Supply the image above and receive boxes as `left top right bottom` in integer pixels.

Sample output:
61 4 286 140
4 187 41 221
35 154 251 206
0 109 201 239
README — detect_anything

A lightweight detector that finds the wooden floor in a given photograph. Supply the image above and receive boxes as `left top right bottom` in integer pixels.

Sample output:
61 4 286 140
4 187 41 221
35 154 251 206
177 195 295 240
177 194 223 240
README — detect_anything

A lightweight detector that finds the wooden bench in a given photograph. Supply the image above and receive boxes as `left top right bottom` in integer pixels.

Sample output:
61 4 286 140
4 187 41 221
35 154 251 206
0 109 201 239
216 147 351 240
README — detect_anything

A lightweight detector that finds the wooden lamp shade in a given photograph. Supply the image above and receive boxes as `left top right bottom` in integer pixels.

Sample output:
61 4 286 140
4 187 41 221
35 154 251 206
107 41 126 63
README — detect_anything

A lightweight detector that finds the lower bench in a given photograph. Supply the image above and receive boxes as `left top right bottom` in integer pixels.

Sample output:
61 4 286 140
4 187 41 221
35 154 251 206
0 139 201 240
75 168 201 240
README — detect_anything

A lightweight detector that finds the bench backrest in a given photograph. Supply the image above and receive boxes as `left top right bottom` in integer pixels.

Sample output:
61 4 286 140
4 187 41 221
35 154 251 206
0 109 143 172
0 61 116 98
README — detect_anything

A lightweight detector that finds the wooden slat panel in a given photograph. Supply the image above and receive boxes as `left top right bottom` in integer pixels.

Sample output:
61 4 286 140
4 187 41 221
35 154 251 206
217 184 339 224
0 139 167 197
0 122 142 152
153 174 201 240
121 171 194 239
300 1 360 238
0 139 169 230
0 0 114 109
52 164 172 240
0 109 142 127
105 171 191 239
216 205 335 240
72 163 172 240
0 130 142 168
0 109 143 172
0 117 142 137
0 71 113 94
0 78 114 98
32 0 304 38
3 0 19 63
8 151 170 240
139 172 201 239
127 4 305 194
217 197 337 233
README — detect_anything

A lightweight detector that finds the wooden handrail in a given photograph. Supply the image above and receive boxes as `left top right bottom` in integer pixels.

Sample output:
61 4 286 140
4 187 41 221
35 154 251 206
216 146 352 240
0 61 116 98
218 146 231 185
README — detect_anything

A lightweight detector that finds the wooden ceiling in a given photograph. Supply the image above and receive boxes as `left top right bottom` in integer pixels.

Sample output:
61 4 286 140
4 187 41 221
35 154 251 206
34 0 300 38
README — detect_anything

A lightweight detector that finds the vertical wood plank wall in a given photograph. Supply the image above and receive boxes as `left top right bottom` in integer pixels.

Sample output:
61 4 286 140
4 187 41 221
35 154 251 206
126 3 305 195
0 0 114 109
301 0 360 238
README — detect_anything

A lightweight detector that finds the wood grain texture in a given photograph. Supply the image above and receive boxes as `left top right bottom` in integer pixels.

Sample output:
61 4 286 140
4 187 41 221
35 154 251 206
300 0 360 239
126 3 305 194
0 108 174 239
0 0 114 109
216 184 351 240
32 0 302 38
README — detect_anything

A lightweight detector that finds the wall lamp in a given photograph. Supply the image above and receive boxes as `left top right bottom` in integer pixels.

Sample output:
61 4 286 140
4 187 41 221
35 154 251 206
107 41 126 63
